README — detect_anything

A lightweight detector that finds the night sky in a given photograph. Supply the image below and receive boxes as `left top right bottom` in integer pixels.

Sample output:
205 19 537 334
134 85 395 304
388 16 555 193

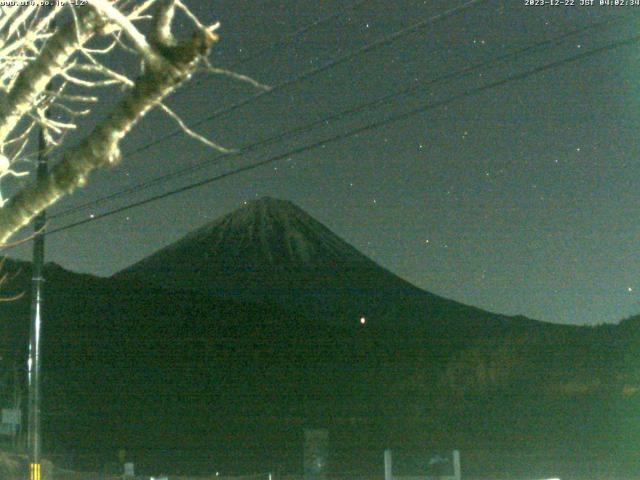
6 0 640 325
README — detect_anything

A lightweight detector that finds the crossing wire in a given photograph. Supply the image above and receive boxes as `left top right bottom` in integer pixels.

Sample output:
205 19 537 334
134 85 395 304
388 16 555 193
113 0 488 159
17 0 370 165
225 0 370 68
22 0 485 201
42 32 640 238
49 11 636 221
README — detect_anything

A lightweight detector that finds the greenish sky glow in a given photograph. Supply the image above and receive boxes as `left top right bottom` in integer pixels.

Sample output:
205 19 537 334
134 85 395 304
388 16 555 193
8 0 640 326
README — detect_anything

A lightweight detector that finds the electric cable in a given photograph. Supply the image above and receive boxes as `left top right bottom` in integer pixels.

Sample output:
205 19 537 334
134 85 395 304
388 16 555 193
42 32 640 238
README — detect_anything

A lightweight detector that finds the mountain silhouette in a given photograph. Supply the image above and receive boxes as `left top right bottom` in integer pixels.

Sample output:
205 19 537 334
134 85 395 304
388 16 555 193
116 196 534 333
0 198 637 478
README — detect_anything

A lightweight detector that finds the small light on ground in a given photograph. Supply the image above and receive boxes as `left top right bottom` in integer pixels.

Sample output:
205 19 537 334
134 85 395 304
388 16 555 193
360 316 366 325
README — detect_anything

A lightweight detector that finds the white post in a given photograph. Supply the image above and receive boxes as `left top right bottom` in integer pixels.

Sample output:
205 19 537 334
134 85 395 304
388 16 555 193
452 450 461 480
124 462 135 477
384 449 393 480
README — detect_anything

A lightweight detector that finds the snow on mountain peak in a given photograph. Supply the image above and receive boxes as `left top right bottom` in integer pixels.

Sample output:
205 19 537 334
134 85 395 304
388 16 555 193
122 197 370 274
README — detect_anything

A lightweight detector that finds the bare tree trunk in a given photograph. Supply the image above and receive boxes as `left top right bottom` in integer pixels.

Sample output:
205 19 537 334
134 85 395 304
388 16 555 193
0 27 217 243
0 9 101 145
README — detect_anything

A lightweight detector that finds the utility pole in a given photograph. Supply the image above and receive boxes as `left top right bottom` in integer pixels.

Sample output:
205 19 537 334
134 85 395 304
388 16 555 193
27 103 49 480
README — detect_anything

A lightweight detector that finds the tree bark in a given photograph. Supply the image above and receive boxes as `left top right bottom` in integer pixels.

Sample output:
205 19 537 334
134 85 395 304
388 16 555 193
0 9 101 145
0 30 217 243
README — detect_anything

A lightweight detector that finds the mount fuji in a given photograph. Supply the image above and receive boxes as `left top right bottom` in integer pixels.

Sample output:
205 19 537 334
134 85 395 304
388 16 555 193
116 196 532 333
1 197 635 477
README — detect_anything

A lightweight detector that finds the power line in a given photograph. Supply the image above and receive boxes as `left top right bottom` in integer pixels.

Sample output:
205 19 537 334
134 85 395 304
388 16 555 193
44 32 640 238
224 0 369 69
47 0 488 218
18 0 371 165
116 0 487 159
50 12 634 220
155 0 371 98
21 0 484 173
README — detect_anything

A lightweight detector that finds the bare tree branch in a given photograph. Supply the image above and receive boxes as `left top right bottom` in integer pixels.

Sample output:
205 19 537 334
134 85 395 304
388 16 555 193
87 0 162 67
158 102 235 152
0 17 219 242
0 8 102 145
202 60 271 91
0 0 260 247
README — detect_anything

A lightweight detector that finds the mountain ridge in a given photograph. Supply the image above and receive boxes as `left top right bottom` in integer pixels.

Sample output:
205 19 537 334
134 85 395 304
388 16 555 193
114 196 545 332
0 199 637 477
